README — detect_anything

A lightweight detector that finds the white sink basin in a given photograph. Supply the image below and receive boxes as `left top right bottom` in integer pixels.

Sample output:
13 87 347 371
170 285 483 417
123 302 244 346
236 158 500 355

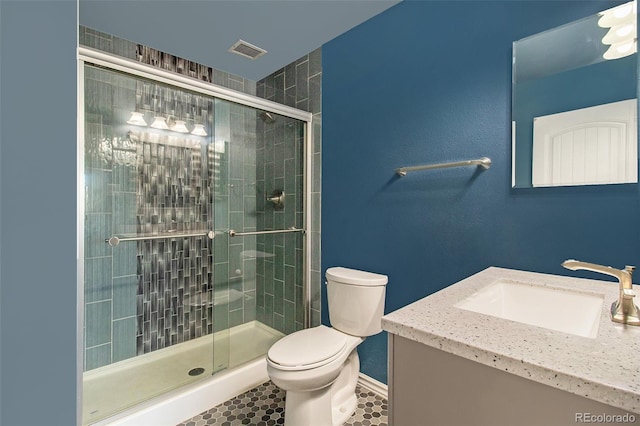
455 279 604 338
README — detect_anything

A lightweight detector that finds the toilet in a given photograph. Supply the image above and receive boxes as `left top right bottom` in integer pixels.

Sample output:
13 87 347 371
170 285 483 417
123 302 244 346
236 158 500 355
266 267 388 426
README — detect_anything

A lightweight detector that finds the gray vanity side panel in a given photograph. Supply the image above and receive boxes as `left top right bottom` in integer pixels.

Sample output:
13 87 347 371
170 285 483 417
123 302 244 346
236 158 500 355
388 333 395 424
390 335 638 426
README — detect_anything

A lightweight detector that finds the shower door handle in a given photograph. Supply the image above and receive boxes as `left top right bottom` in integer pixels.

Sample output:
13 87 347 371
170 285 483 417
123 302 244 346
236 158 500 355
228 227 304 237
106 230 216 247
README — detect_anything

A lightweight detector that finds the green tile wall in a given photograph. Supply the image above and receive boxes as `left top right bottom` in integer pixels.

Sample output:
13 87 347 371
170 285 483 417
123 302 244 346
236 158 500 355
256 48 322 332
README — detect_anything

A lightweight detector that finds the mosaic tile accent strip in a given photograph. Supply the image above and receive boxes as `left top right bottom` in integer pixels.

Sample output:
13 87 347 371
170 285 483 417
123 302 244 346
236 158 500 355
176 381 387 426
133 131 216 354
80 26 256 96
137 44 213 83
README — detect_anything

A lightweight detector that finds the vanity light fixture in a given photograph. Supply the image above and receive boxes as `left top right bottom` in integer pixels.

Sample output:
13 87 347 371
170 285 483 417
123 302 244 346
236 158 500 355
602 23 636 44
603 39 637 60
598 1 636 27
599 0 637 60
126 111 148 126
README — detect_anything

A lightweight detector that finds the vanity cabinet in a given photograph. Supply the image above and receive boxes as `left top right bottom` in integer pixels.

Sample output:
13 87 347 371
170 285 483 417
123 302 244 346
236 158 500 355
388 334 638 426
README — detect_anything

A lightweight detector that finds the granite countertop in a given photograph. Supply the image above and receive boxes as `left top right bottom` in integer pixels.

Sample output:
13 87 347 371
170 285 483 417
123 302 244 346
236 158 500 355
382 267 640 414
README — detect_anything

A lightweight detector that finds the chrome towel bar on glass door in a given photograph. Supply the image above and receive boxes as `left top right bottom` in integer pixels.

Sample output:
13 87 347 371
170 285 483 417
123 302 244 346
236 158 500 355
106 230 216 247
395 157 492 176
228 227 305 237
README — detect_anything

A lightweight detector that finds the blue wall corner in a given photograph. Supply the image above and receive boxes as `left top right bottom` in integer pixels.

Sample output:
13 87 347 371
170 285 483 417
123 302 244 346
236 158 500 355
321 0 639 384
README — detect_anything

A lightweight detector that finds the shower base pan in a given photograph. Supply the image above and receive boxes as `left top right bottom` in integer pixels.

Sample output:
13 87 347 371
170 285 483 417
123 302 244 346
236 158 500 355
83 321 283 425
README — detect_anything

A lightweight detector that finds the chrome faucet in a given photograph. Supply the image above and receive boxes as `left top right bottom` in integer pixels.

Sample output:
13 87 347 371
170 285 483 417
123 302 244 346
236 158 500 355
562 259 640 326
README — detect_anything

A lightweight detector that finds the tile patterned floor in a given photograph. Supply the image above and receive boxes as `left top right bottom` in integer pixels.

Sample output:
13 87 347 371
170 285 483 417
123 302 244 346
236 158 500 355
177 381 388 426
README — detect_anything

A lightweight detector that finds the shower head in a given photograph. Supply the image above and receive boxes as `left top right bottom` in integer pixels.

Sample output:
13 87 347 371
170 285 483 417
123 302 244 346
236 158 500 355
259 111 276 124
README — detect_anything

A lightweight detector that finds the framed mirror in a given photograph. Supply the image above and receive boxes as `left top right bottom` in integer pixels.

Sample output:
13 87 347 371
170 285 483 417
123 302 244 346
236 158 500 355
512 1 638 188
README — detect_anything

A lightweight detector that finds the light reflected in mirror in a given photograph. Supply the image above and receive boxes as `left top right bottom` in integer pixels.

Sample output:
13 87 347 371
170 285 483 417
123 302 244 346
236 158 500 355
512 1 638 188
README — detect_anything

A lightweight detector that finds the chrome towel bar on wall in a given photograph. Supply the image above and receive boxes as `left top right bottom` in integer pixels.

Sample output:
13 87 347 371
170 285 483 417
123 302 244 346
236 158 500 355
395 157 492 176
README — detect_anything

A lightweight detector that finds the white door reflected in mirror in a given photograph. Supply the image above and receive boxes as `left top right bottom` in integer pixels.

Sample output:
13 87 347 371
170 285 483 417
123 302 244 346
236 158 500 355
532 99 638 187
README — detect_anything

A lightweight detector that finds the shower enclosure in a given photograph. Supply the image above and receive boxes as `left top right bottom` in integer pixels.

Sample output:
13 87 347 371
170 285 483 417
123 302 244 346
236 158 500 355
78 49 312 424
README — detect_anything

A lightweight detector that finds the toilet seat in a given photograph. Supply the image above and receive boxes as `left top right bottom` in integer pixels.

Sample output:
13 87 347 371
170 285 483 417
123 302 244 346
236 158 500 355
267 326 349 371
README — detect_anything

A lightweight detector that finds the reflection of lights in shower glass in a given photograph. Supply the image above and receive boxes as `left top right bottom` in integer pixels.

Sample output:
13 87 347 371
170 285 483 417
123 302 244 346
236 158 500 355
126 111 147 126
150 116 169 130
191 124 207 136
172 120 189 133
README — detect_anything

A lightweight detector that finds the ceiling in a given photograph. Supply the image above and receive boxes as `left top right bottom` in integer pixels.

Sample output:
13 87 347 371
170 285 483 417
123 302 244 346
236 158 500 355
79 0 401 81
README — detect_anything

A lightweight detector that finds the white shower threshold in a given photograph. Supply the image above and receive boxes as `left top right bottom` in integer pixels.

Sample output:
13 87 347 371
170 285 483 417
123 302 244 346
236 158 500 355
85 321 283 426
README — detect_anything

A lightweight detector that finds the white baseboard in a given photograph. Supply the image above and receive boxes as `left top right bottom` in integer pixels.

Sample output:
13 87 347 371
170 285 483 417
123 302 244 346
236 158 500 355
357 373 388 399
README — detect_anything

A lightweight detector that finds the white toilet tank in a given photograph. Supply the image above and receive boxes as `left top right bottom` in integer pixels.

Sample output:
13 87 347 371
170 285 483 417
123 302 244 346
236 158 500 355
326 267 388 337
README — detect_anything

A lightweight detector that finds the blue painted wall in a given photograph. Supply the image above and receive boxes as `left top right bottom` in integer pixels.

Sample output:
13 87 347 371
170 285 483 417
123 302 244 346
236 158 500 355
322 0 639 384
0 1 78 424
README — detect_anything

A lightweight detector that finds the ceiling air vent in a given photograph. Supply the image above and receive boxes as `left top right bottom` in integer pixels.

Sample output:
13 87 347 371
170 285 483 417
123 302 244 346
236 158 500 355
228 40 267 60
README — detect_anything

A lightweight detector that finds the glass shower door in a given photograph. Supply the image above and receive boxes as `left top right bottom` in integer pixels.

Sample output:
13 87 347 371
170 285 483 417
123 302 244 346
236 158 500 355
81 54 310 424
213 99 307 368
82 64 225 424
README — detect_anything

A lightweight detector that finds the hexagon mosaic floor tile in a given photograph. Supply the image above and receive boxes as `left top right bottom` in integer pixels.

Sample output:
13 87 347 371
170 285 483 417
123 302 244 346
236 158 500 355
177 381 387 426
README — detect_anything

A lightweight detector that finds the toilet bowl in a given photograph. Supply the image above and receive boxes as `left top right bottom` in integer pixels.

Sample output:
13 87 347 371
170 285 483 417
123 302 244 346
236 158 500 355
267 326 363 426
266 267 388 426
267 325 363 390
